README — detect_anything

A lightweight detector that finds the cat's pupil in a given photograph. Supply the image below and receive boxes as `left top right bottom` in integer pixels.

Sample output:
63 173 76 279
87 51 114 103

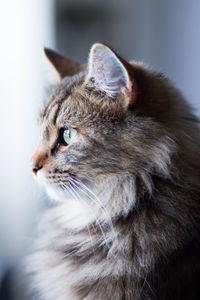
59 128 68 145
66 129 71 139
51 128 67 155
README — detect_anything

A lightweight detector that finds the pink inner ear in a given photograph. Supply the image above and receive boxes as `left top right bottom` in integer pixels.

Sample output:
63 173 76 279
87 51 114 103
88 44 130 98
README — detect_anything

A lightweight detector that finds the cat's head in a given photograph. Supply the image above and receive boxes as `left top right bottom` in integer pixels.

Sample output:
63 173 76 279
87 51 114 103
31 43 180 204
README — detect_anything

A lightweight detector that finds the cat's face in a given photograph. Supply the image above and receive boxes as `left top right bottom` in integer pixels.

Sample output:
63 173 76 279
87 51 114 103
31 44 175 202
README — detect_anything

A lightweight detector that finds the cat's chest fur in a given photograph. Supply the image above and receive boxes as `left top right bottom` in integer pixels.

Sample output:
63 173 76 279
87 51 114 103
28 201 119 300
28 202 91 299
28 186 200 300
28 200 148 300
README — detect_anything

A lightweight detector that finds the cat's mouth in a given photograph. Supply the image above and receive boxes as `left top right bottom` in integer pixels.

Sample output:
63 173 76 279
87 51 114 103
34 170 70 202
36 169 90 203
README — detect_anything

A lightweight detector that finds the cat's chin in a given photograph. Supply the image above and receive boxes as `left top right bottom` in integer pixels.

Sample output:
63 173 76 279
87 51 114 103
45 184 73 203
36 171 73 203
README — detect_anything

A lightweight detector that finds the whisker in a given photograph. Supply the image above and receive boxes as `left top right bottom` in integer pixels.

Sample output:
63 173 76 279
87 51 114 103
68 177 117 250
69 177 116 234
61 182 96 252
68 180 110 249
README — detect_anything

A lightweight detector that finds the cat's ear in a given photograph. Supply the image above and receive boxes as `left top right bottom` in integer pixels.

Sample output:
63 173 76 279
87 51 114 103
44 48 84 79
86 43 133 106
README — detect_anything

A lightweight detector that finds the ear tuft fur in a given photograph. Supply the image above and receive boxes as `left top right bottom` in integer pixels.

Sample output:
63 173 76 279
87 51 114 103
44 48 83 79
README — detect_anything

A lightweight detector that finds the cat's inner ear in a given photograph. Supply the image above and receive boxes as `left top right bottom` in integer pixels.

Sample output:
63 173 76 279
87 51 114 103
44 48 84 79
87 43 133 103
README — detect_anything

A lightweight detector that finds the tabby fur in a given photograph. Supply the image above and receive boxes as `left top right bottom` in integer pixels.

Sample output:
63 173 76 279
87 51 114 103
28 44 200 300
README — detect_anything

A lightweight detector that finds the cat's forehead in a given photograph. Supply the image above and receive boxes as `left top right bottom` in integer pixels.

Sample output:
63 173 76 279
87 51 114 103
39 70 126 143
40 72 87 122
39 72 103 141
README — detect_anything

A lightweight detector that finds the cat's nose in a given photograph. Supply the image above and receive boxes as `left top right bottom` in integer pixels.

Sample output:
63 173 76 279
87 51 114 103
30 148 47 175
31 162 43 175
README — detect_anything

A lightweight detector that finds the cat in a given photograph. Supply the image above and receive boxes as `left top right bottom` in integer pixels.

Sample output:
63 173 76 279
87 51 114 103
28 43 200 300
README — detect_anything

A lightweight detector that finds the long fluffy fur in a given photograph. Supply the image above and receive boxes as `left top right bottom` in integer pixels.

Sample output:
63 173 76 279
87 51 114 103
27 47 200 299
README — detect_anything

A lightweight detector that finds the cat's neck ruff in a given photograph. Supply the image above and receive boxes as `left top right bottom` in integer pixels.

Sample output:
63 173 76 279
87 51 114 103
47 201 96 230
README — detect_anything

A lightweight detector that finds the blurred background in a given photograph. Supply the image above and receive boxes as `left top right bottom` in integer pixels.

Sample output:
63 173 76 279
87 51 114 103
0 0 200 298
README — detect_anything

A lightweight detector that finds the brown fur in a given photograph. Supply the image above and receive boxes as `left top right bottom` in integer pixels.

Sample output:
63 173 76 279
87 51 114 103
28 44 200 300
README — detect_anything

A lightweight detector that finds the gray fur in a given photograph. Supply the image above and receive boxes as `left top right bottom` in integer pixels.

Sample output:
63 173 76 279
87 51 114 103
28 44 200 300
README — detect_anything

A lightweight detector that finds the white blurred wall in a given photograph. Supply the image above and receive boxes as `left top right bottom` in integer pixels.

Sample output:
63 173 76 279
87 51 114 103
0 0 55 275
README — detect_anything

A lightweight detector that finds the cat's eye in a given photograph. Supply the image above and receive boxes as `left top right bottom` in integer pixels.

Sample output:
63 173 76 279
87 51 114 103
63 128 77 145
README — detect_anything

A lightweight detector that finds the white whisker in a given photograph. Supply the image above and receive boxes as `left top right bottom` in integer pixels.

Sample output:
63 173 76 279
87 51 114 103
61 182 95 252
68 177 117 249
68 180 111 249
70 177 115 231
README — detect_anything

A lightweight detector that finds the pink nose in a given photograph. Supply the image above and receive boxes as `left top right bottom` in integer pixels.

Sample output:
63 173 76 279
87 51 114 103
30 148 48 175
31 162 43 175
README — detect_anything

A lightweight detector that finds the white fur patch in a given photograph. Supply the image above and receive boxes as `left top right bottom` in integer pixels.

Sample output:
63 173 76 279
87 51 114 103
35 170 96 230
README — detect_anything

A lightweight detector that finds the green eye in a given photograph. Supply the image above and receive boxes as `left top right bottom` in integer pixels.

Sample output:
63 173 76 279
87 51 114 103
63 128 77 145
